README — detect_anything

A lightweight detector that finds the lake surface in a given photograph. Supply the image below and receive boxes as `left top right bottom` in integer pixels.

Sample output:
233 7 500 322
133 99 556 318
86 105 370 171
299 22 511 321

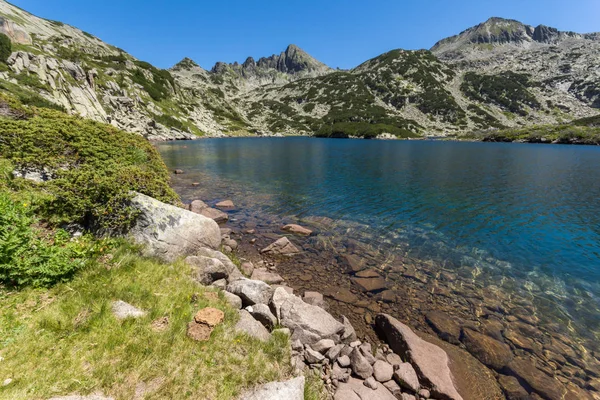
157 137 600 349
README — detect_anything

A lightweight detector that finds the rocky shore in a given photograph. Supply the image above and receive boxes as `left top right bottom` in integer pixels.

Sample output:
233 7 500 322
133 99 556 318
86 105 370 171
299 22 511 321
129 184 600 399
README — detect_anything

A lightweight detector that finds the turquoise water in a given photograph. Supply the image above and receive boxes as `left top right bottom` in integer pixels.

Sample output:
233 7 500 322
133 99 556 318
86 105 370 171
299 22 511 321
157 137 600 344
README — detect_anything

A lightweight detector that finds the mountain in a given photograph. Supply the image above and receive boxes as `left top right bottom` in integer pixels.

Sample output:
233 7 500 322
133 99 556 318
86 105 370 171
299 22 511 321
0 2 598 140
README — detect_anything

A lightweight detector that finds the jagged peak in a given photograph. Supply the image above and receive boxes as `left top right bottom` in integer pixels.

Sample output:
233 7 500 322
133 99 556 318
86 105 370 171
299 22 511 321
172 57 200 71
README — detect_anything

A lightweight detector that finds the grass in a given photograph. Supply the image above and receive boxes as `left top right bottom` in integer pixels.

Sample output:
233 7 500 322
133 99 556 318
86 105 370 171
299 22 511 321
0 242 293 400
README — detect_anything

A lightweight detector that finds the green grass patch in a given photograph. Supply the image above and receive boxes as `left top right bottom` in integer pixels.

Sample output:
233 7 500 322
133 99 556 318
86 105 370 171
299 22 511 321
0 242 292 399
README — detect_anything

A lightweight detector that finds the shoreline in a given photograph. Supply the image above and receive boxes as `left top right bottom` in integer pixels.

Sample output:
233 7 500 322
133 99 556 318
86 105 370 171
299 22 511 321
165 173 600 399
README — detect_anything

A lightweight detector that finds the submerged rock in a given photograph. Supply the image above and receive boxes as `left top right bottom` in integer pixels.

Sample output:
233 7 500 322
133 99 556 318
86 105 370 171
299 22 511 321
260 237 300 256
129 193 221 262
460 328 513 370
282 224 313 236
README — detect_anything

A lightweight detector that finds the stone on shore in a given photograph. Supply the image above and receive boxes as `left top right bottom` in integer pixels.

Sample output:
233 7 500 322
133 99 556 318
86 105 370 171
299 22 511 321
350 348 374 379
394 363 420 393
282 224 313 236
461 328 513 370
498 374 529 400
260 237 300 256
112 300 146 320
194 307 224 327
198 207 229 224
246 304 277 330
240 261 255 276
235 310 271 342
195 247 243 281
239 376 305 400
227 278 273 307
373 359 394 382
224 292 243 309
335 377 397 400
251 269 284 284
303 291 327 309
305 347 326 364
129 193 221 262
376 314 463 400
352 277 387 293
270 287 345 345
186 256 229 285
341 316 358 343
189 200 209 214
312 338 335 354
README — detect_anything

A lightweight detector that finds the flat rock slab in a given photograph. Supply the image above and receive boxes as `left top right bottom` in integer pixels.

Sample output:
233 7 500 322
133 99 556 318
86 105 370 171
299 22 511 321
112 300 146 320
376 314 463 400
239 376 305 400
342 254 366 272
235 310 271 342
352 277 387 293
282 224 313 236
194 307 224 327
461 328 513 370
198 207 229 224
129 193 221 262
189 200 209 214
425 311 462 345
260 237 300 256
506 357 567 400
335 377 397 400
251 269 284 284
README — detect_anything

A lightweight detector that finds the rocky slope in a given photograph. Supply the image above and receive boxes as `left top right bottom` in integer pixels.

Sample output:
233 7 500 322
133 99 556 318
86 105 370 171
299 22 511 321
0 0 598 140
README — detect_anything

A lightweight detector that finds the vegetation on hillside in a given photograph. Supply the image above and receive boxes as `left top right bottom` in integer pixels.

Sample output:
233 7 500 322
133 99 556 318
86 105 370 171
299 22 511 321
463 121 600 144
461 71 541 116
0 33 12 64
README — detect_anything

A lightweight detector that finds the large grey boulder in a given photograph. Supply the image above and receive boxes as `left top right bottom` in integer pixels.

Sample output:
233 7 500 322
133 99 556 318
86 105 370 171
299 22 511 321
270 287 345 345
223 291 243 309
246 304 277 330
129 193 221 262
239 376 305 400
394 363 420 393
376 314 463 400
335 377 397 400
234 310 271 342
350 348 373 379
227 279 274 307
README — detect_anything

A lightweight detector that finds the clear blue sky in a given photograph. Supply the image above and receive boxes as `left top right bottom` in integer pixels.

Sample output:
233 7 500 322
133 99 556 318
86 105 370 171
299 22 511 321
9 0 600 70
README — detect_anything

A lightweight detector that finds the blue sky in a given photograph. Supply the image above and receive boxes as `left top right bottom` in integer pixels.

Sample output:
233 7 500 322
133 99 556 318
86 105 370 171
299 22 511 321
10 0 600 70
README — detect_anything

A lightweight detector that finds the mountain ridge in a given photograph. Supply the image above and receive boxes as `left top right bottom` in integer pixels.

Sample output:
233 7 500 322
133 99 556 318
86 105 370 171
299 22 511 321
0 0 597 140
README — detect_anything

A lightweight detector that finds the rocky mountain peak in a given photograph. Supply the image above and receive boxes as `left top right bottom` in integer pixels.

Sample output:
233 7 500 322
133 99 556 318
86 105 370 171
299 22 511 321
172 57 200 71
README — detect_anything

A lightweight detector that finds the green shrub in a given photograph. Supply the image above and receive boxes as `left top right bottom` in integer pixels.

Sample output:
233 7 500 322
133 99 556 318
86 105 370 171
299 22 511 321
0 192 100 287
131 61 176 102
0 33 12 64
0 97 179 231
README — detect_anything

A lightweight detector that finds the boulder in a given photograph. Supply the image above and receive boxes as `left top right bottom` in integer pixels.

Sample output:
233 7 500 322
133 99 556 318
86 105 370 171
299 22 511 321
364 377 378 390
226 279 273 307
394 363 420 393
303 291 328 309
305 347 326 364
246 304 277 330
335 377 397 400
112 300 146 320
425 311 462 345
235 310 271 342
260 237 300 256
332 363 351 382
251 269 284 284
195 247 243 281
373 360 394 382
211 279 227 290
383 380 402 397
341 316 358 343
129 193 221 262
240 261 255 276
338 355 351 367
282 224 313 236
376 314 463 400
505 357 567 400
326 344 344 361
350 348 374 379
352 277 387 293
186 256 229 285
497 374 529 400
223 292 242 310
239 376 305 400
270 287 345 345
386 353 402 368
461 328 513 370
312 339 336 354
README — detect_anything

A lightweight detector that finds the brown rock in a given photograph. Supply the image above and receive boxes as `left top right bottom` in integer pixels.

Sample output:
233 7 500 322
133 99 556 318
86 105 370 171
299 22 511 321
326 288 359 304
342 254 367 272
216 200 234 208
191 182 200 187
355 269 381 278
174 169 184 174
260 237 300 256
352 277 387 293
189 199 209 214
498 375 529 400
251 269 284 284
506 357 567 400
282 224 313 236
461 329 513 370
194 307 225 327
504 329 543 356
425 311 461 345
187 322 213 341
